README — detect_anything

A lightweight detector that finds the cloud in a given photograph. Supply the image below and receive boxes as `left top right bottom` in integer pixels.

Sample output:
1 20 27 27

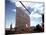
31 3 44 14
12 9 16 12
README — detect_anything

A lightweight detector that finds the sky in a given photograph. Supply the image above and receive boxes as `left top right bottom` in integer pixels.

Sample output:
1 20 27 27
5 0 44 28
16 1 44 26
5 0 16 28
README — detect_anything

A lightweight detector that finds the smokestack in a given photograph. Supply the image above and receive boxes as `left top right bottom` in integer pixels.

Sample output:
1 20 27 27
10 24 12 30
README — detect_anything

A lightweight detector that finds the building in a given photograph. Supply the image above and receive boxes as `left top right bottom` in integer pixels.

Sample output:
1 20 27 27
16 7 30 32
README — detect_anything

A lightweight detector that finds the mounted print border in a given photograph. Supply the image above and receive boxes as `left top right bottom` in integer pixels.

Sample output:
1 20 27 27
5 0 44 35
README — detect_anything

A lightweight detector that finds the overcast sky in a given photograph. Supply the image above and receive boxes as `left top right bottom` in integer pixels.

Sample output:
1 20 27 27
5 0 44 28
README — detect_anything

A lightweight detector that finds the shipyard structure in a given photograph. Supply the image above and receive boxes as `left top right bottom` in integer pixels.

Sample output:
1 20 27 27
16 7 30 32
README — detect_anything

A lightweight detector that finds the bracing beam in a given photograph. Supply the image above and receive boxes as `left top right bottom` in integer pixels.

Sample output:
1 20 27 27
19 1 31 14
